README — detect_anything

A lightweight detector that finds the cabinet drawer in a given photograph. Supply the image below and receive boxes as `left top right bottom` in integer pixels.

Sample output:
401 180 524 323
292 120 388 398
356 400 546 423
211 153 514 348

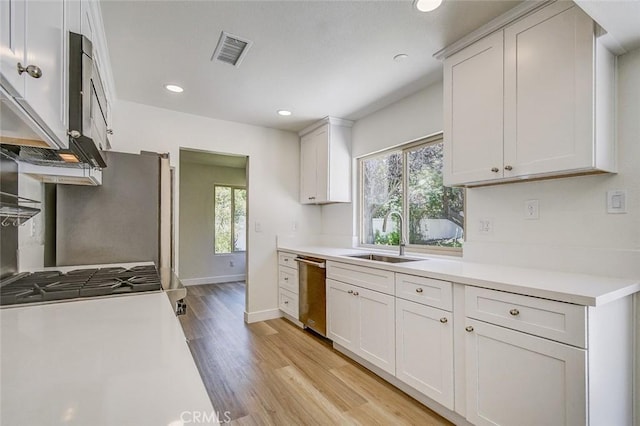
465 287 587 348
327 261 395 295
278 252 298 268
279 288 298 319
279 266 299 294
396 274 452 311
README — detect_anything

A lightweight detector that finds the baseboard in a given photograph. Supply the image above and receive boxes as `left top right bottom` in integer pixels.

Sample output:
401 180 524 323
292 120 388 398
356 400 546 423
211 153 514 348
333 343 472 426
181 274 246 286
244 308 282 324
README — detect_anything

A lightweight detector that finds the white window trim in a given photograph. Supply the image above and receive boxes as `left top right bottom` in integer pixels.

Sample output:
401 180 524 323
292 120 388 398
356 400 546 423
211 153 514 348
357 133 465 257
214 185 247 254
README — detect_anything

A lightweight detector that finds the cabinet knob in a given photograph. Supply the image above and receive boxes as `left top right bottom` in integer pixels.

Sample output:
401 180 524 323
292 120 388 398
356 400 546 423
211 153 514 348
465 326 474 332
440 317 448 324
491 167 499 173
284 300 288 304
509 308 520 316
353 291 359 296
284 277 288 281
308 196 316 200
348 290 353 294
106 129 114 135
415 288 423 293
17 63 42 78
504 165 513 171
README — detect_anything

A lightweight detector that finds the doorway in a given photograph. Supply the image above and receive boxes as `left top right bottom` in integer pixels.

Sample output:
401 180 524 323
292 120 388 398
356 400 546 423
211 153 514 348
178 148 248 303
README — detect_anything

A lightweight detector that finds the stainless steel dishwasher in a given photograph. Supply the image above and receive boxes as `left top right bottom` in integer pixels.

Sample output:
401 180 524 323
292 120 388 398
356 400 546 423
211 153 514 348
295 256 326 336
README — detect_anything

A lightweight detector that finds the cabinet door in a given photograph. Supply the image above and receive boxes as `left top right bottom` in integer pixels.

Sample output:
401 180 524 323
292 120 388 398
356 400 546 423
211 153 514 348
465 319 587 426
312 125 329 203
279 287 298 319
326 279 357 350
504 3 594 177
300 132 318 204
396 299 453 409
21 0 67 146
0 0 26 97
356 287 395 375
443 30 504 186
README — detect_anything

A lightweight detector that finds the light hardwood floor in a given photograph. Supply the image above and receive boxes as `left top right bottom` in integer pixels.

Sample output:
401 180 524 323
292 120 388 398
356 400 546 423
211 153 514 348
179 282 453 425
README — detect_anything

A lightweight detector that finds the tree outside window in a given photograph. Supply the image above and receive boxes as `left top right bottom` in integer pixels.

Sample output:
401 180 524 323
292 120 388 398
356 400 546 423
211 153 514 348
214 186 246 254
360 137 464 252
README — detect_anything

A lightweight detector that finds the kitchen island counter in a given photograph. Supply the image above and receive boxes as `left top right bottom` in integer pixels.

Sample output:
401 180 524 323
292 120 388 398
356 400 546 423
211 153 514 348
0 292 215 425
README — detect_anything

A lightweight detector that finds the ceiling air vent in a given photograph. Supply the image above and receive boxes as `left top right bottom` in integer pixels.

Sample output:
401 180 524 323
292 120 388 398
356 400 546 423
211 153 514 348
211 31 252 67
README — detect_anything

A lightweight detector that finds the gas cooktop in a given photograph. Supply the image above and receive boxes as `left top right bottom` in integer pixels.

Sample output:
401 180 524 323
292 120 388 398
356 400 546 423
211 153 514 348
0 265 162 306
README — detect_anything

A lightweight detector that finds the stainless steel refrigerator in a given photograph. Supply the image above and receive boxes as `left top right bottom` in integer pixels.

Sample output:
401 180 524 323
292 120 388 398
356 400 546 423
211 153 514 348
49 151 173 268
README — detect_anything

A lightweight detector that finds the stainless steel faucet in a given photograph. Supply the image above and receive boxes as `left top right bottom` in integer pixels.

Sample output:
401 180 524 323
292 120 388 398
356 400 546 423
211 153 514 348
382 211 406 256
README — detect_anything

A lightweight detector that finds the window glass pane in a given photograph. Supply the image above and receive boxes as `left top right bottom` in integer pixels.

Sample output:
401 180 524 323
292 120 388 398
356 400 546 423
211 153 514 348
407 143 464 247
233 188 247 252
361 152 403 245
214 186 232 253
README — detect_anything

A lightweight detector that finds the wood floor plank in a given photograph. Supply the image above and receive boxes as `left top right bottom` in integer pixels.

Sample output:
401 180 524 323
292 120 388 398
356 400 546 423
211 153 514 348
180 282 452 425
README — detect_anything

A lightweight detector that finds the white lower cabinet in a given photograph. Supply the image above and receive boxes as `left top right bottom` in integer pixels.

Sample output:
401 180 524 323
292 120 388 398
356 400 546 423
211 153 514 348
277 251 299 320
396 298 454 409
320 260 634 425
465 319 587 426
326 278 395 375
278 288 298 318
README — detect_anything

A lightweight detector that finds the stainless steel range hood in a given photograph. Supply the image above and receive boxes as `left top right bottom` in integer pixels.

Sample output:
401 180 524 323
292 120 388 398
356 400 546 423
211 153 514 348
19 162 102 186
1 145 102 185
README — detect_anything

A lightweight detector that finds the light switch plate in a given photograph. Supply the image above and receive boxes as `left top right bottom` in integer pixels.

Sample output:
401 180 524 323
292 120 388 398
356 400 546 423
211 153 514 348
607 190 627 214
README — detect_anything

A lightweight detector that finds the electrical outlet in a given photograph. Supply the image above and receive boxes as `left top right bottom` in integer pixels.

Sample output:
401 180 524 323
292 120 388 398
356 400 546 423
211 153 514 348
229 261 234 267
292 221 298 232
524 199 539 220
479 218 493 234
255 221 262 233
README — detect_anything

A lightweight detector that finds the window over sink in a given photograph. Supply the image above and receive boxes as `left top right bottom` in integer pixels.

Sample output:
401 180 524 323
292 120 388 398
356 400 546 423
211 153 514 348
214 186 246 254
359 134 464 254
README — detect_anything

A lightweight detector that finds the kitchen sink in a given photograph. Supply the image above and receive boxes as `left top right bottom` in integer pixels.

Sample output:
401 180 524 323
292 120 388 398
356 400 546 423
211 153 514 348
346 253 422 263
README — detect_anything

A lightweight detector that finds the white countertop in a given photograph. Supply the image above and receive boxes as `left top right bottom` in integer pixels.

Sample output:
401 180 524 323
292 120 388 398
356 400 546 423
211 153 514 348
0 292 215 425
279 245 640 306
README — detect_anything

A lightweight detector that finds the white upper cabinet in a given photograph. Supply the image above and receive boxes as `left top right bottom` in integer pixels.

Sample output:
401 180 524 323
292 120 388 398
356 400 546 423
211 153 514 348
444 31 504 185
443 2 616 187
299 117 352 204
0 0 68 149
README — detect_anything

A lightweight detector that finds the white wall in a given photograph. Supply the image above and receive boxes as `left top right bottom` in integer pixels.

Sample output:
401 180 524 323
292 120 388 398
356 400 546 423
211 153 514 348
321 82 444 242
464 48 640 280
179 161 247 284
111 100 321 320
322 49 640 280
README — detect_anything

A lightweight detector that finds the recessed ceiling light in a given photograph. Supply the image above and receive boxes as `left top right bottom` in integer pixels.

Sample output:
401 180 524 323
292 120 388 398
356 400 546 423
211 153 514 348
164 84 184 93
277 110 292 116
414 0 443 12
394 54 409 62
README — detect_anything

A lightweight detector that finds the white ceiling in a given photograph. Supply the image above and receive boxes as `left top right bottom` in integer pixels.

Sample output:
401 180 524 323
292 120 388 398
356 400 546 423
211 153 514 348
100 1 640 134
100 0 523 133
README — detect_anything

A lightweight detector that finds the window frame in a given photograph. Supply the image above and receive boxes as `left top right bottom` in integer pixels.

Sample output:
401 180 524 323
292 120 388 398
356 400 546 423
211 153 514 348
357 133 465 256
213 185 247 254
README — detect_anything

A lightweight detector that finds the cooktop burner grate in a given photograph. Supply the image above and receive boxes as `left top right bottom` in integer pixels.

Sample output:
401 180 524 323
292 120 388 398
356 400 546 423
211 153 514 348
0 265 161 306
